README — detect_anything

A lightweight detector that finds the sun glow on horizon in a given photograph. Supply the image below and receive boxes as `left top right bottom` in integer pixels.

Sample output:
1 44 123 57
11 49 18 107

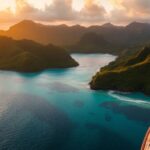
27 0 52 10
0 0 53 13
0 0 113 13
0 0 149 29
72 0 84 11
0 0 16 13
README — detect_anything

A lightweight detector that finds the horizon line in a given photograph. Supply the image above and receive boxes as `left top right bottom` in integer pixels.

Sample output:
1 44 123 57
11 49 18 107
1 19 150 31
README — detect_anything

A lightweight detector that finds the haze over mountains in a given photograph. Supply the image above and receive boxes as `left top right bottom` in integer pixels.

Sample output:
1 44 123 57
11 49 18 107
1 20 150 54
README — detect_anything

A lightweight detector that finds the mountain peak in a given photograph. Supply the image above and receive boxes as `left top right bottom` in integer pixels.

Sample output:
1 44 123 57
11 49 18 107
10 20 42 30
102 23 114 28
127 21 150 28
16 20 36 26
9 20 38 30
20 19 35 24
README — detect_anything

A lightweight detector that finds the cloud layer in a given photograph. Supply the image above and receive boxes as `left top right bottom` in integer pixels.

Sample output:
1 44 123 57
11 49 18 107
109 0 150 23
0 0 150 26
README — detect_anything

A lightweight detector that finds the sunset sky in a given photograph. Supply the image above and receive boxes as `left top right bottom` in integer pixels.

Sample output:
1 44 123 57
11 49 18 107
0 0 150 29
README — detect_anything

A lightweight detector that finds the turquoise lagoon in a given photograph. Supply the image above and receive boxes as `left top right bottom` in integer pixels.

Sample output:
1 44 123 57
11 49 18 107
0 54 150 150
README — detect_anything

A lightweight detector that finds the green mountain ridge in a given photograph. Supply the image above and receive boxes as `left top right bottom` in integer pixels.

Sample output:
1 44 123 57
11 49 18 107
90 46 150 95
0 36 78 72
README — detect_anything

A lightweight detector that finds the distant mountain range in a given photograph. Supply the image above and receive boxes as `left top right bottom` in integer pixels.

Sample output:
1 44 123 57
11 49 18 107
0 36 78 72
69 32 114 54
0 20 86 46
1 20 150 54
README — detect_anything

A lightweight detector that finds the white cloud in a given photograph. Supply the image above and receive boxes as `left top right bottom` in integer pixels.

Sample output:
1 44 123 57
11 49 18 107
78 0 106 22
109 0 150 24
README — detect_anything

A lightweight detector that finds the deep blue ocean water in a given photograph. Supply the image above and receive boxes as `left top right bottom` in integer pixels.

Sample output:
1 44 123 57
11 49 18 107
0 54 150 150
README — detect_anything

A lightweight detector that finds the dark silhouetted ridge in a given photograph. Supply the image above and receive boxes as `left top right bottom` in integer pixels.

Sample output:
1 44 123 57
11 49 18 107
0 36 78 72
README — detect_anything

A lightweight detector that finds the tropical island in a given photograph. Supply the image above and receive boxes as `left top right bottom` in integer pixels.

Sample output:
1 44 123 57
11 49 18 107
90 46 150 95
0 36 78 72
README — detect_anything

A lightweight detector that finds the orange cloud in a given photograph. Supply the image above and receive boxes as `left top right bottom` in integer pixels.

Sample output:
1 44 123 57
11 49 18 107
0 0 106 24
110 0 150 14
109 0 150 24
0 0 150 27
84 0 105 14
78 0 106 22
0 9 14 23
